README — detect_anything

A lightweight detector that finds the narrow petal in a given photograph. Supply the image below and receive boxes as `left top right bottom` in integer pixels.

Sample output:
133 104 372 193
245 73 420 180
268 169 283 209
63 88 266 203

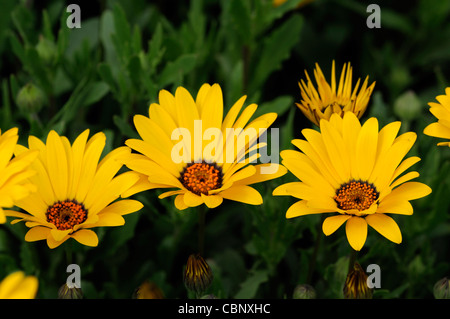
286 200 331 218
219 185 263 205
24 226 50 242
365 213 402 244
234 164 287 186
174 194 188 210
201 194 223 208
183 191 204 207
345 216 367 251
322 214 351 235
71 229 99 247
46 131 68 201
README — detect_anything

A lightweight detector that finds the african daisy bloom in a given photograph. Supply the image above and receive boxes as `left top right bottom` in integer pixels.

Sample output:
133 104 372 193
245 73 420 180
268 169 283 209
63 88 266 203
123 83 287 210
0 271 38 299
423 87 450 146
6 129 143 249
297 60 376 127
273 112 431 251
0 128 37 224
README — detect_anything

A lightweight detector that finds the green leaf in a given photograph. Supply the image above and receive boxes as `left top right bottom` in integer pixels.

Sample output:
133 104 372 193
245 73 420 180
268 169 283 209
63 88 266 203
146 23 165 71
249 14 303 94
82 81 110 107
113 115 139 139
98 63 118 97
234 269 269 298
159 54 197 87
254 95 293 118
228 0 252 44
1 79 13 129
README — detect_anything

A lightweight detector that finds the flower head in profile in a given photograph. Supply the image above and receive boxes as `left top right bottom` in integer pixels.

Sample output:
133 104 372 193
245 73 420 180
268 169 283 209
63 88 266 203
0 271 38 299
273 112 431 251
183 254 213 296
0 128 37 223
123 83 286 210
6 130 143 249
297 60 376 127
423 87 450 146
344 262 372 299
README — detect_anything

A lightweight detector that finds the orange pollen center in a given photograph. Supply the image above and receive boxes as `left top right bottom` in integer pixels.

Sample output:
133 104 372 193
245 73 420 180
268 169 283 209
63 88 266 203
46 200 88 230
181 162 222 196
334 180 379 212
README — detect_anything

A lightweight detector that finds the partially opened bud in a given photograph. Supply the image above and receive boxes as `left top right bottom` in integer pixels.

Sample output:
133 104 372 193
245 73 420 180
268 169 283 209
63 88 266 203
183 254 213 296
343 262 372 299
132 280 164 299
58 283 83 299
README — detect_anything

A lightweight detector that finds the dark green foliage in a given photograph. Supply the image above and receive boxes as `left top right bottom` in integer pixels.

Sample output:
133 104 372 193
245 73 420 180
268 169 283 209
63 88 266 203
0 0 448 299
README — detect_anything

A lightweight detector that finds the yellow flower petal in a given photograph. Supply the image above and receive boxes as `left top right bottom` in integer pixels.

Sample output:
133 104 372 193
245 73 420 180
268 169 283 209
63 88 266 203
322 214 351 236
25 226 50 242
365 213 402 244
0 271 38 299
71 229 98 247
201 193 223 209
286 200 331 218
345 216 367 251
219 185 262 205
174 194 189 210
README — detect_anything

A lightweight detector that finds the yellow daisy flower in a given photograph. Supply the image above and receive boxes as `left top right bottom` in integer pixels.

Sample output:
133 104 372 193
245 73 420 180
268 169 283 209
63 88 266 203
273 112 431 251
0 271 38 299
423 87 450 146
6 129 143 249
297 60 376 127
123 83 287 210
0 128 37 223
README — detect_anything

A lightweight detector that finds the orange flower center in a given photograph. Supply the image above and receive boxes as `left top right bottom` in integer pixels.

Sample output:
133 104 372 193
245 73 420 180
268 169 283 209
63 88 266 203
334 180 379 211
180 162 222 196
46 200 88 230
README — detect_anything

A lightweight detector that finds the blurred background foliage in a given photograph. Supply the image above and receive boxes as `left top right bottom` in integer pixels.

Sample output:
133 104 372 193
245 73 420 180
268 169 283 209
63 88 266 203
0 0 449 298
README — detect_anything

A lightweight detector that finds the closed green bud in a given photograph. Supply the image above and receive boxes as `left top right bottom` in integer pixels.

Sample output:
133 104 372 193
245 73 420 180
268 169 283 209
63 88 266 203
433 277 449 299
58 283 83 299
293 284 316 299
16 83 46 113
36 35 57 65
393 90 421 121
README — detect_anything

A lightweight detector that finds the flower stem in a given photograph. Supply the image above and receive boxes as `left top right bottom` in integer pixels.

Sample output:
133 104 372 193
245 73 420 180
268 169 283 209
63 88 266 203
65 241 73 265
306 215 325 284
348 248 358 274
198 206 207 256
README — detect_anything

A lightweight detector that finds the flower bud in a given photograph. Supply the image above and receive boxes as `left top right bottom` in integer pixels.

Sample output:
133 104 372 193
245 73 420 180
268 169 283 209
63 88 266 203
58 283 83 299
393 90 421 121
16 83 46 113
433 277 449 299
36 35 57 65
293 284 316 299
183 253 213 296
132 280 164 299
343 262 372 299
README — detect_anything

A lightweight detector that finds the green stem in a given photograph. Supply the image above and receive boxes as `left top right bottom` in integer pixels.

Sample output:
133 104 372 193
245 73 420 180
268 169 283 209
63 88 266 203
348 248 358 274
65 241 73 265
198 206 207 256
306 215 325 284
